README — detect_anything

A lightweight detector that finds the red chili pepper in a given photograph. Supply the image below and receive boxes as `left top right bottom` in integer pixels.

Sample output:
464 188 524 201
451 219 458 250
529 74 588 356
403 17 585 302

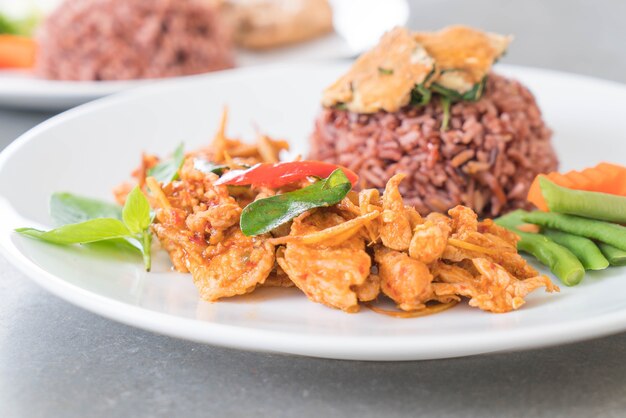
214 161 359 188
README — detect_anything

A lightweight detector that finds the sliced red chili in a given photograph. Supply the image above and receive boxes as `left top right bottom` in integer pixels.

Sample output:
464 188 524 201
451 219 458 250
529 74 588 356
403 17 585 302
214 161 359 188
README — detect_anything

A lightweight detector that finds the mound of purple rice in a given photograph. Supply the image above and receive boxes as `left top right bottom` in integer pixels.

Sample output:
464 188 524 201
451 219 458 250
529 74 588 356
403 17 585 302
35 0 234 81
309 73 558 217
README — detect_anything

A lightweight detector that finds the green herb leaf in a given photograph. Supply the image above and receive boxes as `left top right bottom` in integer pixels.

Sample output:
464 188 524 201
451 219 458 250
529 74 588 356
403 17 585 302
430 83 463 101
461 76 487 101
16 218 131 245
378 67 394 75
148 143 185 184
50 192 122 226
139 231 153 272
0 14 17 35
85 238 144 255
240 169 352 236
18 186 155 271
120 186 153 271
410 84 432 106
122 186 151 235
0 12 41 36
439 68 464 74
193 158 228 176
431 78 487 103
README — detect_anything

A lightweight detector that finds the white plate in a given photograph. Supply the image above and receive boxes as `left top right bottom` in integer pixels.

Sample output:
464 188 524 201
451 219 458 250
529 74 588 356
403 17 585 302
0 36 351 111
0 63 625 361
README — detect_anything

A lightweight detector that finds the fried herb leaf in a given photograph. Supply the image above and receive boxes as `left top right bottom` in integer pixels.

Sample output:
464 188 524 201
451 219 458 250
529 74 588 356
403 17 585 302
240 169 352 236
460 76 487 101
193 158 228 176
430 77 487 102
410 84 432 106
148 143 185 184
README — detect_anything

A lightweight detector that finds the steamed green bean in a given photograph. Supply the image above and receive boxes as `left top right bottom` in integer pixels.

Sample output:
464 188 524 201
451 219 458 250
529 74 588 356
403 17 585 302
522 211 626 251
539 177 626 223
542 228 609 270
496 210 585 286
598 243 626 266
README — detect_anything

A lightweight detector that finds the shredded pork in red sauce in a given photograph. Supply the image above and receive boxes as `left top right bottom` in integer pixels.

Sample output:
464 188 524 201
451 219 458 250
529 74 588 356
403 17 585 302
117 111 558 314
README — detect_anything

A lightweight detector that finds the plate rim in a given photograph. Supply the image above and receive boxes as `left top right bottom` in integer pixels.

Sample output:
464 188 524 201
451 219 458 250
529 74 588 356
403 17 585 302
0 33 355 111
2 62 626 361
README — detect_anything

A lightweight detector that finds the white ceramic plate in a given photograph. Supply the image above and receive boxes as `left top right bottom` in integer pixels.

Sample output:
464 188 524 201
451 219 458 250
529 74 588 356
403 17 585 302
0 63 625 361
0 36 351 111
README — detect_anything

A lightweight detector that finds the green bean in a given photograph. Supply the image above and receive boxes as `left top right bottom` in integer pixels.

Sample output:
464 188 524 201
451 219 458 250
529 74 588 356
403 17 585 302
598 243 626 266
495 210 585 286
542 228 609 270
523 211 626 251
540 177 626 223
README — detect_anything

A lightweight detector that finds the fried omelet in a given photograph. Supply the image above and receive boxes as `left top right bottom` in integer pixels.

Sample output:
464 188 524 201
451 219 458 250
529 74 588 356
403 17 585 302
322 25 511 113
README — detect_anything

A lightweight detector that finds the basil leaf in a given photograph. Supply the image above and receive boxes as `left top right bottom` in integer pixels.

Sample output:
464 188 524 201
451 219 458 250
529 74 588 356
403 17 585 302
122 186 151 235
85 238 143 254
50 192 122 226
240 169 351 236
378 67 394 75
120 186 153 271
148 143 185 184
16 218 131 245
193 158 228 176
18 186 154 271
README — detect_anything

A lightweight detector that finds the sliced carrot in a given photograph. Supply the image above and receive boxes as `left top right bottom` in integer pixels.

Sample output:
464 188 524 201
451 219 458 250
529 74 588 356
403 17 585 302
548 172 577 189
597 163 626 195
527 174 549 211
580 167 605 186
581 167 614 194
565 171 592 190
0 35 36 69
527 162 626 210
595 162 621 175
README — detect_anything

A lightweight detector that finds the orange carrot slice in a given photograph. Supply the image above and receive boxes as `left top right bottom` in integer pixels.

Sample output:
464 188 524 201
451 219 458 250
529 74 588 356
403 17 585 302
597 163 626 195
549 172 576 189
566 171 592 190
0 35 36 69
580 167 605 186
527 162 626 211
527 174 550 211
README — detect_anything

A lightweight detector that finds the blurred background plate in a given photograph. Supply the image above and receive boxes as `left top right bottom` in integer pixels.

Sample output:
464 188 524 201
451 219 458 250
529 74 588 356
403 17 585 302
0 0 409 111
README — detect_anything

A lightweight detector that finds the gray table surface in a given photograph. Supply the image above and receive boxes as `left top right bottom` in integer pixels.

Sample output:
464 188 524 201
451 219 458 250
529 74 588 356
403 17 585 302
2 1 626 417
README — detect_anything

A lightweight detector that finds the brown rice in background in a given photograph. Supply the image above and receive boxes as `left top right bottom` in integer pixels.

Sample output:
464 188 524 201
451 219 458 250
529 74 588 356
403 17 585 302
310 73 558 217
35 0 234 81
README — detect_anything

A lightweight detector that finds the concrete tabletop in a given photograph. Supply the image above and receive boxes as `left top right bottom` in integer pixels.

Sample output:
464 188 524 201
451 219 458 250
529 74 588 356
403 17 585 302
2 1 626 417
